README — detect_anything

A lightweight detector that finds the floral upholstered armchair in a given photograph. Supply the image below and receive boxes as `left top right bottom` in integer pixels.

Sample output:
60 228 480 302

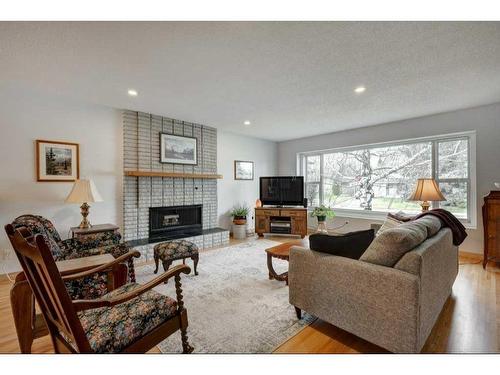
11 214 136 299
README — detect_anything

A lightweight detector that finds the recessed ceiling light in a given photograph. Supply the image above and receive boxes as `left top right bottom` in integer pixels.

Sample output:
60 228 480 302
354 86 366 94
244 120 251 126
128 89 138 97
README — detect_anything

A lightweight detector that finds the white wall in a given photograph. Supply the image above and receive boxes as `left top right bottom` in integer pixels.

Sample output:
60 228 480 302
0 88 279 266
278 102 500 254
0 88 123 258
217 131 278 231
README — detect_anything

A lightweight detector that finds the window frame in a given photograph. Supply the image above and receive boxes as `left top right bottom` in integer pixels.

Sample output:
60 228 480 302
297 131 477 228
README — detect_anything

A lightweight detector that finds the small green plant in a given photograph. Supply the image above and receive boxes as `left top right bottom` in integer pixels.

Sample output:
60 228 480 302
310 205 335 221
230 204 250 218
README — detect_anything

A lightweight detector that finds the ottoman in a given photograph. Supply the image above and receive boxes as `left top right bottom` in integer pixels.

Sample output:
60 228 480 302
153 240 199 279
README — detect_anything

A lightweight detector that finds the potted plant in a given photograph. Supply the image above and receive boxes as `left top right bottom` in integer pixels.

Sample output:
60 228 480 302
310 205 335 222
311 205 335 233
230 204 250 225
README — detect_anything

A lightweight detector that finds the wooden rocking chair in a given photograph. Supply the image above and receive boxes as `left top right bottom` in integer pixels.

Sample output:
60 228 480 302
6 225 194 354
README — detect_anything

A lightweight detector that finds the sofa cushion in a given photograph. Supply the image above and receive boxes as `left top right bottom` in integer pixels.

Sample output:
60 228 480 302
360 220 428 267
414 216 442 237
309 229 375 260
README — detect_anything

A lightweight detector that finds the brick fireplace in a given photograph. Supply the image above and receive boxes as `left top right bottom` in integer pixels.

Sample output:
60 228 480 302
122 110 229 260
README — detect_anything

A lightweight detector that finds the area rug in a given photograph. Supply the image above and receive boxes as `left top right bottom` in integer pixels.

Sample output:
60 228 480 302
135 238 313 353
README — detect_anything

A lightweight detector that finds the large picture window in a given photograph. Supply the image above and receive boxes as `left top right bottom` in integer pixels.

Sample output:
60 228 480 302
298 132 475 225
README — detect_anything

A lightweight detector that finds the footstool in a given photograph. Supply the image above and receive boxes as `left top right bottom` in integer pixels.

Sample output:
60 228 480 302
153 240 199 280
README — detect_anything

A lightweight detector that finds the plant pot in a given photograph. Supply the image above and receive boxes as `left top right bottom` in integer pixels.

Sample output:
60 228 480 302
232 223 247 239
316 216 326 222
233 216 247 225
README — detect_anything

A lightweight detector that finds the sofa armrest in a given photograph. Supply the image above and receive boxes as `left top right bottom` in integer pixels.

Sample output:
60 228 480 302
289 246 421 352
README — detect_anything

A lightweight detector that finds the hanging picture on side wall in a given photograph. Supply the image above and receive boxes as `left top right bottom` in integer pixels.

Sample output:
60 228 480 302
36 140 80 182
160 133 198 165
234 160 254 180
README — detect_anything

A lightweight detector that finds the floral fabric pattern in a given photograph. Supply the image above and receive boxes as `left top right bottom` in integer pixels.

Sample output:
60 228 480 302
78 283 178 353
11 214 63 259
11 215 136 299
154 240 199 262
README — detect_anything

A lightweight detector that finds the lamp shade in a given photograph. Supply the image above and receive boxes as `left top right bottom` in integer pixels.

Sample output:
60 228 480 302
408 178 446 202
65 179 103 204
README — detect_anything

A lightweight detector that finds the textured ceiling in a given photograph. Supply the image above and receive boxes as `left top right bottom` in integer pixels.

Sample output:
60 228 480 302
1 22 500 141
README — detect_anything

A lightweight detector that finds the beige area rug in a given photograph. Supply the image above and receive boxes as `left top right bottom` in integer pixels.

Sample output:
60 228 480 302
135 238 313 353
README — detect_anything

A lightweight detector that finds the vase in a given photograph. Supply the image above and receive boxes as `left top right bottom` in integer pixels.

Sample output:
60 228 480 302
316 217 328 234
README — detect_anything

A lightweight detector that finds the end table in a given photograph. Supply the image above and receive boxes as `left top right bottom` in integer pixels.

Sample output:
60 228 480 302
70 223 119 240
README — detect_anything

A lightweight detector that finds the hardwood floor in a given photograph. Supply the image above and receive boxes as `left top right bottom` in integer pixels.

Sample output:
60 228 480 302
0 236 498 353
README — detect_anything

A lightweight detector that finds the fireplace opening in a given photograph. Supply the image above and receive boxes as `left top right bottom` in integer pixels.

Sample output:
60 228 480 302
149 204 202 240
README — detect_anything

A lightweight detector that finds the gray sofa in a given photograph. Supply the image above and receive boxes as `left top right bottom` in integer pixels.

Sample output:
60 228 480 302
288 217 458 353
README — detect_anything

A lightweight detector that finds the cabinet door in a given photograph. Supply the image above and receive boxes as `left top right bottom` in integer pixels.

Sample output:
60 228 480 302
256 216 269 233
291 217 307 236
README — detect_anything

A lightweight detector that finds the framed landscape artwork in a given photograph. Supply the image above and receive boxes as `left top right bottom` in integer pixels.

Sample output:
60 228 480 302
36 140 80 182
234 160 254 180
160 133 198 165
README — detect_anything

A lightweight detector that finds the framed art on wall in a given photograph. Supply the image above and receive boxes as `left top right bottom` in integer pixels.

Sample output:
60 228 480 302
234 160 254 180
36 140 80 182
160 133 198 165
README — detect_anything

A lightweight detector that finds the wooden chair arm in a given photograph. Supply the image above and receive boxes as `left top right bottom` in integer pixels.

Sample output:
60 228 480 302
72 264 191 312
61 251 141 281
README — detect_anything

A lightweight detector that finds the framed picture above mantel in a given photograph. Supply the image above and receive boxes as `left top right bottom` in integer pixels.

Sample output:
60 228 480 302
160 133 198 165
36 140 80 182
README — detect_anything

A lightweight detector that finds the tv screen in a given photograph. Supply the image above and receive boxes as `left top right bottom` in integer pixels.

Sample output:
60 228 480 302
260 176 304 206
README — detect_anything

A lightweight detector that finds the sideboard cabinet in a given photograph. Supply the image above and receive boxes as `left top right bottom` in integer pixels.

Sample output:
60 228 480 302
482 191 500 268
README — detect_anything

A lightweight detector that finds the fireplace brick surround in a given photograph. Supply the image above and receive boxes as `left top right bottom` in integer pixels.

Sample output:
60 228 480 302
123 110 229 260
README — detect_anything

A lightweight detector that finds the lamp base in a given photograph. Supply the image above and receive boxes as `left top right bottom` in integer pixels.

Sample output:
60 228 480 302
78 202 92 229
420 201 430 212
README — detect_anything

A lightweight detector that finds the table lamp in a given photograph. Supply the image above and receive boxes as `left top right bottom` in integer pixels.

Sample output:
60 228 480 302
408 178 446 212
65 179 103 228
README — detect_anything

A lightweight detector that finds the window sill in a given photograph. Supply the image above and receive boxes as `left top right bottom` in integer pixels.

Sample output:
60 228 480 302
308 208 477 230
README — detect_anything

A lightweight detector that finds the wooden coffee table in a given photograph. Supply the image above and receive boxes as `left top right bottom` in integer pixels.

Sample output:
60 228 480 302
266 238 309 285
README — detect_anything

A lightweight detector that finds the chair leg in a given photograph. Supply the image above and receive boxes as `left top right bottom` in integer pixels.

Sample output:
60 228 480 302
153 253 160 274
175 275 194 354
192 254 199 275
180 326 194 354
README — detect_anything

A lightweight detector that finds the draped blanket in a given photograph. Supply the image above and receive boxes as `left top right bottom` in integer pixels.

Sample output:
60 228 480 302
413 208 467 246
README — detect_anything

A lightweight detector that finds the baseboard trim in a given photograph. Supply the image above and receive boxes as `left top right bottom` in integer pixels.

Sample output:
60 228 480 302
459 250 482 261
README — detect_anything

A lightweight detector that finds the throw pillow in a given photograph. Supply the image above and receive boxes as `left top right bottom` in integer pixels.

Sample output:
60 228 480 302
359 220 428 267
309 229 375 260
387 211 414 222
376 215 403 236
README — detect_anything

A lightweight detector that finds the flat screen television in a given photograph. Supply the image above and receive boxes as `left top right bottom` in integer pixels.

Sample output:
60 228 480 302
260 176 304 206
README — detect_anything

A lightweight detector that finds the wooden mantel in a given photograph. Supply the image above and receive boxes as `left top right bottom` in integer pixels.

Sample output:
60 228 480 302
125 170 223 179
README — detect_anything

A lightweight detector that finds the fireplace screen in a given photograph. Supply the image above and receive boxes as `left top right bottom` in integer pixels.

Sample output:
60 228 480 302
149 205 202 240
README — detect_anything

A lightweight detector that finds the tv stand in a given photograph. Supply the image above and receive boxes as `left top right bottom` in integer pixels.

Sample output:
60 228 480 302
255 207 308 238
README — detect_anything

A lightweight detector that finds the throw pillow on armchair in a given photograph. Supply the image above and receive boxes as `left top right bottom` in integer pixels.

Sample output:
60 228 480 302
309 229 375 260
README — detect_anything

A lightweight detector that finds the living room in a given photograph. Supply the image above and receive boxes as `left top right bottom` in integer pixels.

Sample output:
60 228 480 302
1 1 499 373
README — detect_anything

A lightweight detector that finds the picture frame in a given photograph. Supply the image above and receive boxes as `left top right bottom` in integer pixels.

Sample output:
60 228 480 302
36 140 80 182
234 160 254 180
160 133 198 165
